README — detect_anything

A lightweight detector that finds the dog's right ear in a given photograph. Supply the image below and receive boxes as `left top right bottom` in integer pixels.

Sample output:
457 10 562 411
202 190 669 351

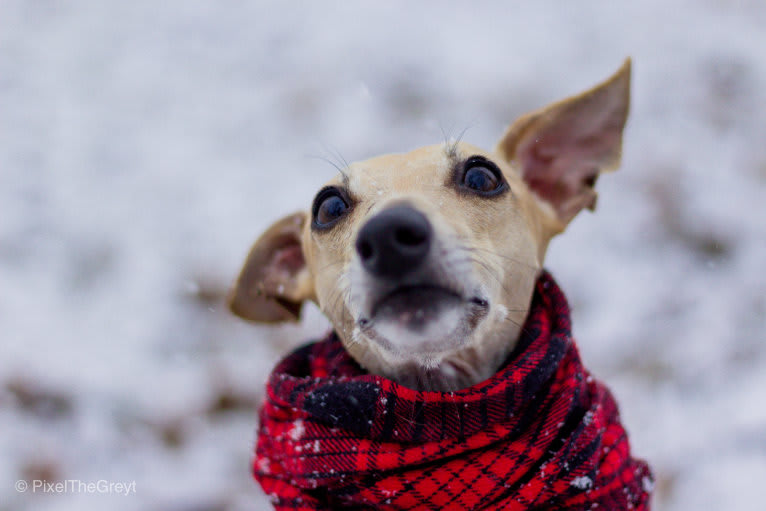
227 212 314 323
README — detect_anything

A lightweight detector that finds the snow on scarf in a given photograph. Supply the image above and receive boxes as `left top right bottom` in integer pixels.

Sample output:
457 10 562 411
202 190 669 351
254 271 653 510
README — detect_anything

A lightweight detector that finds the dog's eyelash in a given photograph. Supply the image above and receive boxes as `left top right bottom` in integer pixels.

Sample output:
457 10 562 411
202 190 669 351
441 124 473 160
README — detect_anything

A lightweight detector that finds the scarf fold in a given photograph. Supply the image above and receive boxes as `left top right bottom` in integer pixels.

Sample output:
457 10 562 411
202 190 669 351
254 271 653 510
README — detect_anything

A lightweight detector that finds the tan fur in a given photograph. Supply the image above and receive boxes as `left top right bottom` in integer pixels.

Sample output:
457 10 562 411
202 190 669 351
229 60 631 391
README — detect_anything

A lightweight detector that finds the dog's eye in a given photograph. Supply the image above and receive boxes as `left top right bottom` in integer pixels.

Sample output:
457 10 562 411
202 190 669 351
312 187 350 228
465 166 498 192
460 157 506 195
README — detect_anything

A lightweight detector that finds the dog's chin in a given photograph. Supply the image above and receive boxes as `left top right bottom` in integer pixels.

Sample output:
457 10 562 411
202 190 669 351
361 286 485 357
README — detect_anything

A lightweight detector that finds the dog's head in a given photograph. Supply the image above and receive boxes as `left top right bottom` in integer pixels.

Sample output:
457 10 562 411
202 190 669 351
229 61 631 390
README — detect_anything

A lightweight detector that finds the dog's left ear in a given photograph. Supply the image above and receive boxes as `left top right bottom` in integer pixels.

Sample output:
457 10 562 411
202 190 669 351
227 212 315 323
496 59 631 229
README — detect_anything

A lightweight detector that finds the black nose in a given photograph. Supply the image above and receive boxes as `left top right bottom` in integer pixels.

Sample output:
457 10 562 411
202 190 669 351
355 205 432 278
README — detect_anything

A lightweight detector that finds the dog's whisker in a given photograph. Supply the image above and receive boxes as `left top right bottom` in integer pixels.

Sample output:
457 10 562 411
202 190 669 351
306 153 343 172
321 141 351 180
316 259 345 273
451 125 472 153
461 245 539 271
469 257 517 299
328 289 348 318
440 122 473 160
307 141 352 185
439 121 454 148
321 285 348 322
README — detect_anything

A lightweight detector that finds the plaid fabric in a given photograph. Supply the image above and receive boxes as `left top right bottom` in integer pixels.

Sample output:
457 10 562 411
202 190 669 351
254 271 653 510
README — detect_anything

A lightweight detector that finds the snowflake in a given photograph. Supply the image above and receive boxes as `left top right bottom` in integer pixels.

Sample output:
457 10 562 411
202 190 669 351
570 475 593 490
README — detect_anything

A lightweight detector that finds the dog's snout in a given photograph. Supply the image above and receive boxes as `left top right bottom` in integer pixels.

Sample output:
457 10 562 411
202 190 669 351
355 205 432 278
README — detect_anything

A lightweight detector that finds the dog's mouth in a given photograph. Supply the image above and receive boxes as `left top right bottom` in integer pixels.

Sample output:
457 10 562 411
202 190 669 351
358 284 489 355
370 285 461 328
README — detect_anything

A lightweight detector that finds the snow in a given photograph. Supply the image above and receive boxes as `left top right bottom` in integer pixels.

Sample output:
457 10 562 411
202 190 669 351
288 419 305 442
2 1 766 510
571 475 593 490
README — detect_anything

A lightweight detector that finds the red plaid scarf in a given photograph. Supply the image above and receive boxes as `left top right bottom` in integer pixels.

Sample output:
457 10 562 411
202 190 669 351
254 272 653 510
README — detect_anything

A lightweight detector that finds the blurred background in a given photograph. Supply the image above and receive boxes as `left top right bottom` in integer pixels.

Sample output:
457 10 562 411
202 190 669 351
2 1 765 509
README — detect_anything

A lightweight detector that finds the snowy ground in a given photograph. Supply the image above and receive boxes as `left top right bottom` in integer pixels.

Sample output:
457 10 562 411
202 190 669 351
2 1 765 509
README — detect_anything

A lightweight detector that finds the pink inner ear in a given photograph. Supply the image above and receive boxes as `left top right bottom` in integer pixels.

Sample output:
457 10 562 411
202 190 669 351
273 243 305 273
260 236 306 295
517 106 624 221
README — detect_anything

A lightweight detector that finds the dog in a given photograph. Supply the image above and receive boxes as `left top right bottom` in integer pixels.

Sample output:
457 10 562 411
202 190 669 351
229 60 653 510
230 60 631 392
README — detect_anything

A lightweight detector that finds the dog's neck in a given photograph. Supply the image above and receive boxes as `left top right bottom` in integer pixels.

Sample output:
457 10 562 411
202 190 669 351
343 312 525 392
377 344 512 392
